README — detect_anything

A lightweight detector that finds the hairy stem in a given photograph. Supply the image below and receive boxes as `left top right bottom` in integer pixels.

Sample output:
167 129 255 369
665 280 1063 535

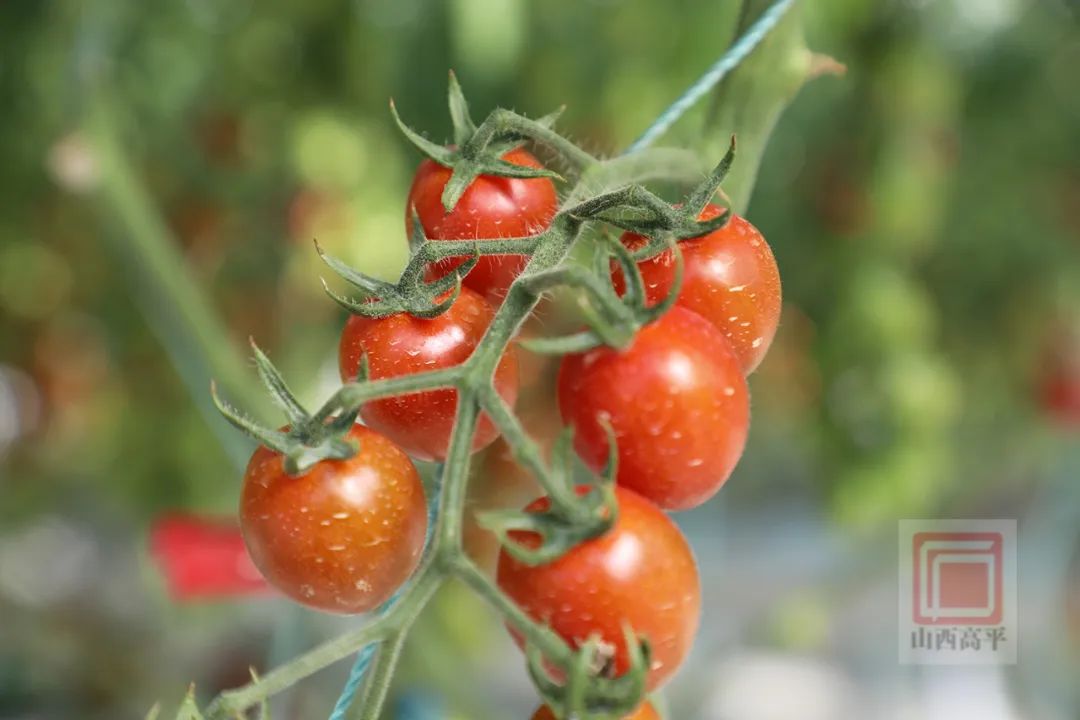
476 108 599 172
347 632 411 720
436 398 482 554
312 368 461 425
478 388 581 517
343 563 444 720
196 12 816 701
451 556 573 664
204 616 393 719
418 236 542 260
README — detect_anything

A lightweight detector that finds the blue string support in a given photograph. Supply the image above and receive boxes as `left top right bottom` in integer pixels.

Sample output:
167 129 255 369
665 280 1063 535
328 467 443 720
625 0 796 154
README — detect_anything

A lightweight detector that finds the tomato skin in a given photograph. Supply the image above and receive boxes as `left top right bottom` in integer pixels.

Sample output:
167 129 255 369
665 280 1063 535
614 204 781 374
557 306 749 511
406 147 558 301
240 425 426 614
497 486 701 692
338 287 518 461
531 700 660 720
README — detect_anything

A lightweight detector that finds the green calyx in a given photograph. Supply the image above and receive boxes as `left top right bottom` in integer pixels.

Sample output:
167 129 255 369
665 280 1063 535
391 71 566 213
201 76 743 720
521 137 738 355
478 423 620 566
518 231 685 354
527 626 652 720
590 136 736 253
320 207 548 321
318 226 478 320
211 339 359 475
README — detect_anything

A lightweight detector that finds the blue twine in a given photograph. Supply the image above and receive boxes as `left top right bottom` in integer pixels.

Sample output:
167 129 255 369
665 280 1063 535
328 467 444 720
624 0 797 154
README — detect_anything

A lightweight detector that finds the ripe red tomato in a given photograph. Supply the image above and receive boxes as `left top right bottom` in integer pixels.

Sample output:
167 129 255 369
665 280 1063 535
531 700 659 720
338 287 519 461
614 204 781 373
407 147 558 301
240 425 427 614
557 306 749 511
497 486 701 692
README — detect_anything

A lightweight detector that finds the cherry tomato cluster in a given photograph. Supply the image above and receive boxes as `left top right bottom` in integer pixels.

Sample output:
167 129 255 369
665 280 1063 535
219 87 780 719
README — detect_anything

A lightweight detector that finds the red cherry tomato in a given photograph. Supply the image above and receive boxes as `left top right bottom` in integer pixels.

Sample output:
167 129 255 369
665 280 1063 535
338 287 518 461
531 700 660 720
407 147 558 301
497 486 701 691
557 306 749 511
614 204 781 373
240 425 427 614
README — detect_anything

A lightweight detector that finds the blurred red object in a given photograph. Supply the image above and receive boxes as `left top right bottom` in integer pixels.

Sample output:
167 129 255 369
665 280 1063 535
1042 369 1080 426
1039 327 1080 427
150 514 270 600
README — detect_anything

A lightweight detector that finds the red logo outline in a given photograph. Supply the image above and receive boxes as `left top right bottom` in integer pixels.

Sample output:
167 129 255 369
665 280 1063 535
912 531 1003 626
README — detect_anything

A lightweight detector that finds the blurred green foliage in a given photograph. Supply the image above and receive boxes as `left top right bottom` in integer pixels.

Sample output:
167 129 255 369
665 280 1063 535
0 0 1078 717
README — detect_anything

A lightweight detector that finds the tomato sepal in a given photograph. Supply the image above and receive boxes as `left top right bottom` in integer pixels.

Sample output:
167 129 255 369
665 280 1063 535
478 468 618 562
173 685 206 720
479 422 620 567
684 135 737 218
476 486 612 567
318 233 479 320
520 234 685 355
390 80 564 213
211 339 406 476
526 626 652 720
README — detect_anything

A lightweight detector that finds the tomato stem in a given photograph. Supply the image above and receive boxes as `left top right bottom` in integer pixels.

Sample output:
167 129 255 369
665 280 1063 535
451 556 574 664
474 108 599 172
196 28 811 707
204 614 394 719
201 123 694 718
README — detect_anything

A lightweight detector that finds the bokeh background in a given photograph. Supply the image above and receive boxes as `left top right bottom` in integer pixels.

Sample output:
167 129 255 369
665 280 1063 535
1 0 1079 718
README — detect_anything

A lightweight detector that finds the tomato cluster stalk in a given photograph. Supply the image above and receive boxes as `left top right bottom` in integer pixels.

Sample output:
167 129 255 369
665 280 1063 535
201 75 776 720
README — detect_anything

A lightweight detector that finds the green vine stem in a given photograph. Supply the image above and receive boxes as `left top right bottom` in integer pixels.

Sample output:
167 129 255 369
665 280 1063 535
179 3 838 715
201 109 724 717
